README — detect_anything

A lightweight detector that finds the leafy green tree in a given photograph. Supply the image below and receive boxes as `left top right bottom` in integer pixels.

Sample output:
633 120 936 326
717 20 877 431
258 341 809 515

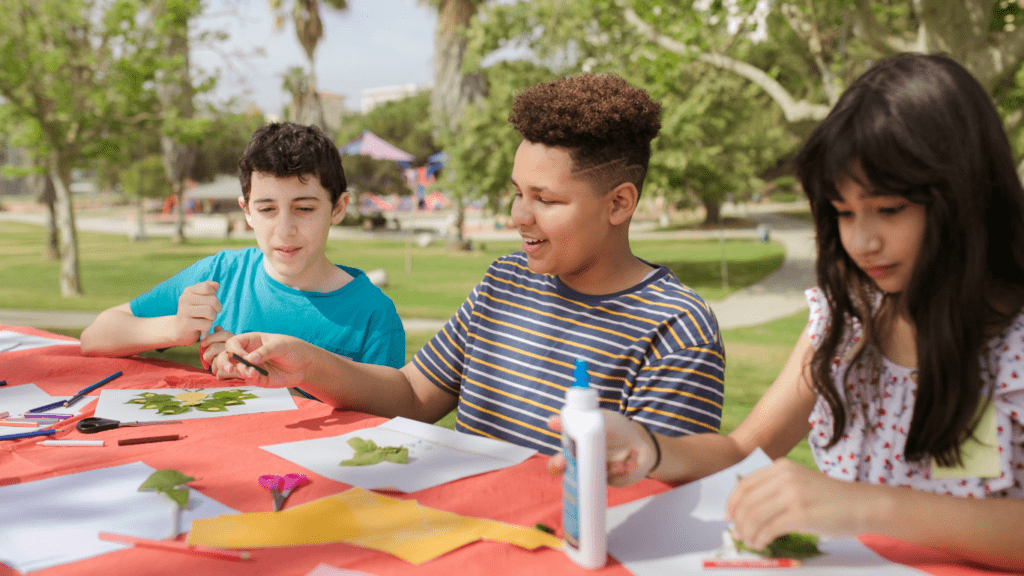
121 155 172 241
0 0 186 296
269 0 348 129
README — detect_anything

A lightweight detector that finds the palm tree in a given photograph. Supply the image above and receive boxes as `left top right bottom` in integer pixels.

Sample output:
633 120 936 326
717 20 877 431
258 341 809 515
420 0 487 250
269 0 348 130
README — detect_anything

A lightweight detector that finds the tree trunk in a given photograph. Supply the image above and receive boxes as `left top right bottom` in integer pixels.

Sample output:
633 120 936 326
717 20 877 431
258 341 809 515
446 194 467 251
431 0 486 137
32 172 59 259
703 199 722 226
48 152 82 296
134 195 147 242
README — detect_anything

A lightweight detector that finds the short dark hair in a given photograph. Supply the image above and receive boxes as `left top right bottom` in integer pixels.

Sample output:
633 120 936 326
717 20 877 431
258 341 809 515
237 122 347 204
509 73 661 196
797 52 1024 466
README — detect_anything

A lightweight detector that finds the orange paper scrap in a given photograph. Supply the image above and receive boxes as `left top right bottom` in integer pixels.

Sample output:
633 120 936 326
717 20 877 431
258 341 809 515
187 487 561 564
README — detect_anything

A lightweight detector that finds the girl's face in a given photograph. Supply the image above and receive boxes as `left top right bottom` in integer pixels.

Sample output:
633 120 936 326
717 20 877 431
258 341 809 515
240 172 347 291
508 140 617 292
831 171 927 295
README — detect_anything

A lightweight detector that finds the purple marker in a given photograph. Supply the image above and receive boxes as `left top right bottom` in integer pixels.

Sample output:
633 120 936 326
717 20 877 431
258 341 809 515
22 413 73 420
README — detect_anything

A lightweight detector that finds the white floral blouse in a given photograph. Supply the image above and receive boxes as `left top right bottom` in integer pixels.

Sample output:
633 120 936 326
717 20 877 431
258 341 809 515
805 287 1024 498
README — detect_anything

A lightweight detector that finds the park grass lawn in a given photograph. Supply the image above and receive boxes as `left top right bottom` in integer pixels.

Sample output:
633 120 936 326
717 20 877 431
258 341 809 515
1 221 782 317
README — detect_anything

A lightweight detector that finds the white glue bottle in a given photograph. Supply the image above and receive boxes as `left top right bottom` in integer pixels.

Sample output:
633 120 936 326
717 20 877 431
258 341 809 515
561 358 607 569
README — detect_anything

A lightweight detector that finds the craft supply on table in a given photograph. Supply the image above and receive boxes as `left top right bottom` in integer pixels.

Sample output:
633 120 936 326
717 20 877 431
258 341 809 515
702 558 802 569
40 439 105 447
0 420 44 428
231 353 268 376
63 371 123 407
560 358 607 570
22 413 73 420
259 473 309 511
0 411 7 418
77 417 183 434
0 428 62 441
24 400 71 414
118 435 186 446
99 532 251 562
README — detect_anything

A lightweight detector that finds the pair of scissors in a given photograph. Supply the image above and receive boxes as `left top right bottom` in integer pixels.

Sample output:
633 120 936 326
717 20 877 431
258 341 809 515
76 417 182 434
258 473 309 511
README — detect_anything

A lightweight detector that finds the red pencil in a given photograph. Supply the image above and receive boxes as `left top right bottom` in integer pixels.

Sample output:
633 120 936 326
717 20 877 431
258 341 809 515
98 532 251 561
703 558 802 569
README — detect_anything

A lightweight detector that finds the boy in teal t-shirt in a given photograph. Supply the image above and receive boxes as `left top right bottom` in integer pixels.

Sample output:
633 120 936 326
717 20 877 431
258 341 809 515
81 122 405 373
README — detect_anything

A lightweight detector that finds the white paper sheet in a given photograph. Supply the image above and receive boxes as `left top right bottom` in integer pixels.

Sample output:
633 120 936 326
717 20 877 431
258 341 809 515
0 461 237 573
260 416 537 492
0 330 78 354
606 449 927 575
0 384 81 427
93 386 297 421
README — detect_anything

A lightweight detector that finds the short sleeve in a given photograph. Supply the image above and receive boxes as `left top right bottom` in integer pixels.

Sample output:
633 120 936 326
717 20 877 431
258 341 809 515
130 255 219 318
624 344 725 437
805 287 829 350
411 288 478 396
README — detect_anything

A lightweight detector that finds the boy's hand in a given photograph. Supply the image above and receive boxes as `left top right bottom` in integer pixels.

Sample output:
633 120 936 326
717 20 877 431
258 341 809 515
200 326 236 375
223 332 314 389
174 281 221 346
546 411 658 487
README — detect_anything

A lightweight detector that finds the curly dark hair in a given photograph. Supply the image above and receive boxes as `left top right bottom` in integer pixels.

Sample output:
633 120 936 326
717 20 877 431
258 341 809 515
797 53 1024 467
237 122 347 204
509 73 661 196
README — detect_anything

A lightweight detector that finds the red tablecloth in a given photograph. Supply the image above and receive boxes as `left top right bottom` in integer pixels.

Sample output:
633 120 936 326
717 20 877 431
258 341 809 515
0 326 1017 576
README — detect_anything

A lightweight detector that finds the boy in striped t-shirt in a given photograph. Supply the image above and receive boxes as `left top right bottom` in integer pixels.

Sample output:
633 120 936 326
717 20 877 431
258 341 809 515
223 74 726 474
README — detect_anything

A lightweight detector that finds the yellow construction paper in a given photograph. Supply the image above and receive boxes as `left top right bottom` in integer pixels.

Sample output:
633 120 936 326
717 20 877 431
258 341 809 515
931 402 1001 479
187 487 561 564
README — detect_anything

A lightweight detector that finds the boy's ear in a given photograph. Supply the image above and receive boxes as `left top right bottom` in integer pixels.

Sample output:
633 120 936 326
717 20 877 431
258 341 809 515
238 196 252 222
331 191 350 225
607 182 639 226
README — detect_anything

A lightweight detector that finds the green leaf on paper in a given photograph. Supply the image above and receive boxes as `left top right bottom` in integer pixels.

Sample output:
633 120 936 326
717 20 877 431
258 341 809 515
733 532 821 559
126 388 258 414
339 437 409 466
139 469 195 508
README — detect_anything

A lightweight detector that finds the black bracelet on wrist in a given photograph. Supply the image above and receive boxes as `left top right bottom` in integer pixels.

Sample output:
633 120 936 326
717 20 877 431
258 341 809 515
638 423 662 473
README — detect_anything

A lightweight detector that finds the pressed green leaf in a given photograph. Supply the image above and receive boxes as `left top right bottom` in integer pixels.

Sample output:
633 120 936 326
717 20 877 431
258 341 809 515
339 437 409 466
139 469 195 492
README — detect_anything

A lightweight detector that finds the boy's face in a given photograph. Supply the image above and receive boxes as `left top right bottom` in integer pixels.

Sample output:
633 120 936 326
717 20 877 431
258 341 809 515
240 172 348 291
509 140 621 290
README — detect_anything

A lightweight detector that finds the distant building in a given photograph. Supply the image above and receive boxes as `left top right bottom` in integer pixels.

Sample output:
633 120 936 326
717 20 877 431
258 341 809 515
360 83 429 114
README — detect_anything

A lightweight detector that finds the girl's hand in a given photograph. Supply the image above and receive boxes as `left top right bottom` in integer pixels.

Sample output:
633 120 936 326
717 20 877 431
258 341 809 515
726 459 874 551
222 332 315 389
546 411 659 487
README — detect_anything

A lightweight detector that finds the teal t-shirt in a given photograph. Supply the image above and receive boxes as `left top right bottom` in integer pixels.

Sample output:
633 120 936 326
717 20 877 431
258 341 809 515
130 247 405 368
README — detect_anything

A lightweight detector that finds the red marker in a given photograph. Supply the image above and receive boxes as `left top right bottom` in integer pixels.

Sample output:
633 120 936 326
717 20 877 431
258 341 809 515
703 558 802 569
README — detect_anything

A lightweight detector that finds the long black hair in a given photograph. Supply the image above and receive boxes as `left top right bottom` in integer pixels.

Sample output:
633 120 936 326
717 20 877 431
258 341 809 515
796 53 1024 466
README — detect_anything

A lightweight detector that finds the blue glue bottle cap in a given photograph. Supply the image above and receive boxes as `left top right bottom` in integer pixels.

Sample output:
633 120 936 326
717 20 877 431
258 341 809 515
573 359 590 388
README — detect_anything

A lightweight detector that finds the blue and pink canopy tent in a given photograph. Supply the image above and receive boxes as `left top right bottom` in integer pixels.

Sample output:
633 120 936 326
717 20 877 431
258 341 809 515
339 130 415 163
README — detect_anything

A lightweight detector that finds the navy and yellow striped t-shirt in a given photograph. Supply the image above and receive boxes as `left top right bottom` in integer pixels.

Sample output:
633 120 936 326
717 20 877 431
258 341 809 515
413 252 725 455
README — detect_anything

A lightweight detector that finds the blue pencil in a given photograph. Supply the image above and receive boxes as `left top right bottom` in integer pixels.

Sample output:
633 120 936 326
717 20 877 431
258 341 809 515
25 400 70 414
0 428 58 441
63 371 124 408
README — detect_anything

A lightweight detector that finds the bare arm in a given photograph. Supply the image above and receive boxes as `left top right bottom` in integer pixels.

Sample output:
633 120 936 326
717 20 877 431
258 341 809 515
549 326 817 487
80 281 221 357
223 332 458 423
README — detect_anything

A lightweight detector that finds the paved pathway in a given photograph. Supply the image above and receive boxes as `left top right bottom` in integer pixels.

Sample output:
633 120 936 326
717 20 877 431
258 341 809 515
0 205 815 332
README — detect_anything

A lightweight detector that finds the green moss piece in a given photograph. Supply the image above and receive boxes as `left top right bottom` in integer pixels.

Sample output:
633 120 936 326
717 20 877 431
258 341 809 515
734 532 821 559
